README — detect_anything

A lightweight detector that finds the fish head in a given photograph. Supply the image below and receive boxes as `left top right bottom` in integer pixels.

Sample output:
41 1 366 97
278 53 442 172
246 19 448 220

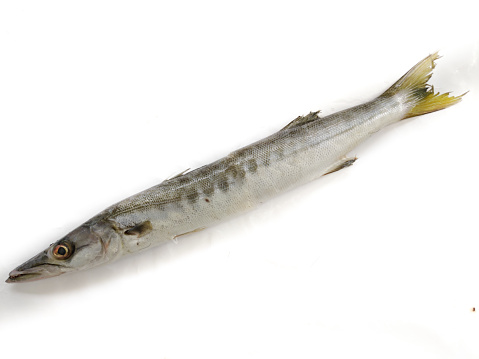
6 220 122 283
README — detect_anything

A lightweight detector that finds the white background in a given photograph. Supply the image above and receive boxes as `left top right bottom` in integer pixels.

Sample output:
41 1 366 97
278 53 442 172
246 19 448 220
0 1 478 358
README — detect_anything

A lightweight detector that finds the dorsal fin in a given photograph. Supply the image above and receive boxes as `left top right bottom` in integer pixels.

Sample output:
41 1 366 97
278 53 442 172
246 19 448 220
281 111 321 131
160 168 191 184
168 168 191 180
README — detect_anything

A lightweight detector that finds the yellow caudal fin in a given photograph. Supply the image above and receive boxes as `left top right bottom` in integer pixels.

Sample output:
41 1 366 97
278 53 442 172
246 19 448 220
380 52 466 119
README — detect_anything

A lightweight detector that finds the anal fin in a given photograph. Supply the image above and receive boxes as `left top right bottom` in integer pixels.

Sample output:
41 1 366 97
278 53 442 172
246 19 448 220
323 157 357 176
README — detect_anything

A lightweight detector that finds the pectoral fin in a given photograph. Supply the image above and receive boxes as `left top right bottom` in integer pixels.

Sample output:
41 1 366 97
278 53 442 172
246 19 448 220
124 221 153 238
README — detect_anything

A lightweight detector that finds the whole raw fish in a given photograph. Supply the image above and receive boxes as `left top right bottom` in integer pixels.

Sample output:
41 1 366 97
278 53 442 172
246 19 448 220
6 53 464 283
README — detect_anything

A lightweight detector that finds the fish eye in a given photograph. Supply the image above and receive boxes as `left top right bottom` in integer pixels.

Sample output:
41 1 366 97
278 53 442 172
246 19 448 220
52 242 73 260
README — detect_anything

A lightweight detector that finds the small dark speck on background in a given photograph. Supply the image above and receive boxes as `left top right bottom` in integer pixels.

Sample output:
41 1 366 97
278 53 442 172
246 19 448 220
472 307 475 312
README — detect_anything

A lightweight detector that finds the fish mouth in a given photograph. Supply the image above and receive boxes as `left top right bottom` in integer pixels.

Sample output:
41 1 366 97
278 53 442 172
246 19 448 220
6 264 64 283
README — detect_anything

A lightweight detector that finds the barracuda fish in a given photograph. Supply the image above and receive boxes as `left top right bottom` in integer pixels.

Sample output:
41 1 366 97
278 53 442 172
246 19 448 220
7 53 464 283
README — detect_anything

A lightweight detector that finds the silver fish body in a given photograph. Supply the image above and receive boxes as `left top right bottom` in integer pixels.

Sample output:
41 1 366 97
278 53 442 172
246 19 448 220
107 96 405 255
6 53 464 283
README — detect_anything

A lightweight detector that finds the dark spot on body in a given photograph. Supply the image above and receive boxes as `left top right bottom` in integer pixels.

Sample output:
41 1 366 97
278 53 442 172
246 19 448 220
226 165 238 178
247 159 258 173
186 190 199 204
237 167 246 179
473 307 476 312
205 198 210 203
177 177 189 186
226 165 246 181
217 175 229 192
203 185 215 196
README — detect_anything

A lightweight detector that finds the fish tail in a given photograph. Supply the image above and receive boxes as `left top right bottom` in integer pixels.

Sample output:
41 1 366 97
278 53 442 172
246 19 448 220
380 52 465 119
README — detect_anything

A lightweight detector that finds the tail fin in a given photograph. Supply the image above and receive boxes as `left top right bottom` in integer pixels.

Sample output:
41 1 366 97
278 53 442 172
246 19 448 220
380 52 465 119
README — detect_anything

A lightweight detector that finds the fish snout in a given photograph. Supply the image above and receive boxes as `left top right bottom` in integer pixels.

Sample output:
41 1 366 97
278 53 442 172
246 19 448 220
6 264 65 283
6 250 65 284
